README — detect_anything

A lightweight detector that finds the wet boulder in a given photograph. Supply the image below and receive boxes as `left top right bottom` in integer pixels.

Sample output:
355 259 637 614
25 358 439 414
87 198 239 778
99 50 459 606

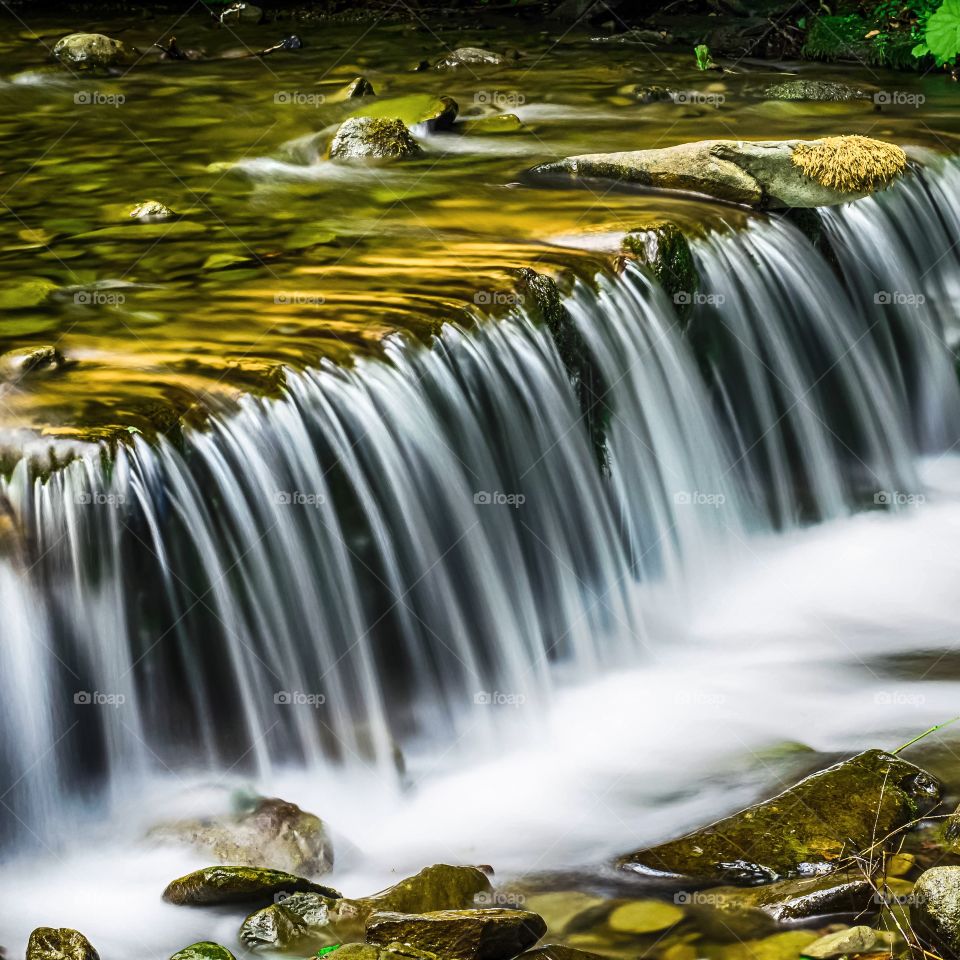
163 864 340 905
170 944 236 960
150 795 333 877
240 864 492 952
27 929 99 960
801 926 885 958
434 47 506 69
350 94 458 131
329 118 424 162
760 80 870 102
622 220 696 315
337 77 376 100
0 346 66 383
53 33 127 71
530 136 907 208
912 866 960 958
618 749 939 882
366 908 548 960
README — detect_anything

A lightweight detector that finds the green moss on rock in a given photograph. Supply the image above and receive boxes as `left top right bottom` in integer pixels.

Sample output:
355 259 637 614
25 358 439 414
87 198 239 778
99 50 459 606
330 117 424 162
170 943 236 960
27 928 99 960
622 220 697 322
617 749 939 883
163 864 340 905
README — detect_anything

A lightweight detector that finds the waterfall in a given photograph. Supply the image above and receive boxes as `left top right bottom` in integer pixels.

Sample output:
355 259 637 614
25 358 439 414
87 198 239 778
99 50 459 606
1 160 958 852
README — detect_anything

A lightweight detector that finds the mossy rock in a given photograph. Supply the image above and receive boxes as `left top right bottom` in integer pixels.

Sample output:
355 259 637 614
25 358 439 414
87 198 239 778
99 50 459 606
760 80 869 102
801 926 886 959
170 943 236 960
617 749 939 883
52 33 128 70
0 345 66 382
434 47 506 69
622 220 696 320
365 909 548 960
911 866 960 958
351 94 458 130
716 931 819 960
27 928 99 960
163 865 340 905
329 117 424 162
361 864 492 914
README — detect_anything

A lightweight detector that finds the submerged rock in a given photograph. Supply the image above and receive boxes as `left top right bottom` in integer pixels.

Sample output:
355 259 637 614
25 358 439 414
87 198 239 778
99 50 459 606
0 345 66 383
150 796 333 877
521 892 608 935
801 926 883 958
912 866 960 958
329 117 424 161
606 900 683 933
27 928 99 960
435 47 506 69
366 908 547 960
617 749 939 882
530 136 907 208
129 200 175 220
720 930 819 960
240 864 492 951
351 94 458 131
458 115 522 134
53 33 127 71
760 80 869 102
338 77 376 100
163 864 340 905
170 944 236 960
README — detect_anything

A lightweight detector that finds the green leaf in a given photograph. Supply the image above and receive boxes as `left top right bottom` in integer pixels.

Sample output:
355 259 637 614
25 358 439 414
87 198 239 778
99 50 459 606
316 947 341 958
925 0 960 65
912 40 931 55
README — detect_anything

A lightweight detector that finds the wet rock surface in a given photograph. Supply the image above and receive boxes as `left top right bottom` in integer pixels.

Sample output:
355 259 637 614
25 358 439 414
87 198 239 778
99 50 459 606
912 866 960 958
26 929 99 960
329 117 424 161
163 864 340 905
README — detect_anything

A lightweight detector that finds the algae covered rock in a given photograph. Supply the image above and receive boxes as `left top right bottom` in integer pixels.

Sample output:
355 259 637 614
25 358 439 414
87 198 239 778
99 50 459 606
0 345 66 382
622 220 696 313
911 866 960 958
760 80 869 102
150 795 333 877
27 928 99 960
362 863 493 914
329 118 424 161
435 47 506 69
163 864 340 905
170 943 236 960
366 908 547 960
800 926 883 959
351 94 458 131
618 749 939 882
53 33 127 71
720 930 819 960
531 137 907 208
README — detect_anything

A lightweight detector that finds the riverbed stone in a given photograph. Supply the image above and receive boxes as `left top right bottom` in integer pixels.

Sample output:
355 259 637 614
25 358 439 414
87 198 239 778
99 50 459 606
800 926 882 958
912 866 960 958
434 47 506 69
129 200 175 220
0 345 66 382
170 943 236 960
366 908 547 960
617 749 939 882
519 947 610 960
521 892 608 935
760 80 869 102
150 795 333 877
720 930 818 960
459 115 523 134
27 928 99 960
336 77 376 100
606 900 683 933
329 117 424 161
530 136 907 208
163 864 340 905
53 33 127 71
350 94 458 131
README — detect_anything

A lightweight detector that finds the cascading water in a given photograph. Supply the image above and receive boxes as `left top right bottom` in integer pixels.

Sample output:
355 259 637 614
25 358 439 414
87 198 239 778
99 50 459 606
2 160 959 864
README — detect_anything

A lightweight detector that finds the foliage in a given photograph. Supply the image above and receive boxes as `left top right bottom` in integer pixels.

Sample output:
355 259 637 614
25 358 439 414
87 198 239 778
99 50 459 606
916 0 960 63
694 43 716 69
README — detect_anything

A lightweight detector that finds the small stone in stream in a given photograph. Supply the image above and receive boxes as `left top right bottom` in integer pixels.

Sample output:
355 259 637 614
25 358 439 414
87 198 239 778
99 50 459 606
721 931 818 960
522 892 608 935
329 117 423 161
129 200 175 220
240 891 344 951
52 33 127 71
170 943 236 960
366 909 548 960
912 866 960 958
629 84 679 103
617 749 939 882
351 94 458 131
606 900 683 934
26 928 99 960
760 80 869 102
341 77 376 99
800 926 881 959
163 864 341 905
434 47 506 69
0 345 66 382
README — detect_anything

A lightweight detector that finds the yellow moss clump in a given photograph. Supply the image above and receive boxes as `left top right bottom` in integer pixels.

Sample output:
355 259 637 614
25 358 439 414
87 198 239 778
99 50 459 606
791 135 907 193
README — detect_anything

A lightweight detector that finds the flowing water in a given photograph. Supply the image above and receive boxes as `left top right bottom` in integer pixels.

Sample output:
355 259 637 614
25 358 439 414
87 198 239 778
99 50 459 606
4 7 960 957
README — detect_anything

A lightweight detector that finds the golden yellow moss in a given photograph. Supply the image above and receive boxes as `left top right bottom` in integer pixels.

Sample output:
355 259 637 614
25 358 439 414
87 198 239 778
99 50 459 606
791 135 907 193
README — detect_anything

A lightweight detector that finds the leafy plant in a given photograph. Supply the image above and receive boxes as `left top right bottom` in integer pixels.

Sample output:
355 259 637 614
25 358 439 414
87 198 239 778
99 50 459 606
914 0 960 63
694 44 716 69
